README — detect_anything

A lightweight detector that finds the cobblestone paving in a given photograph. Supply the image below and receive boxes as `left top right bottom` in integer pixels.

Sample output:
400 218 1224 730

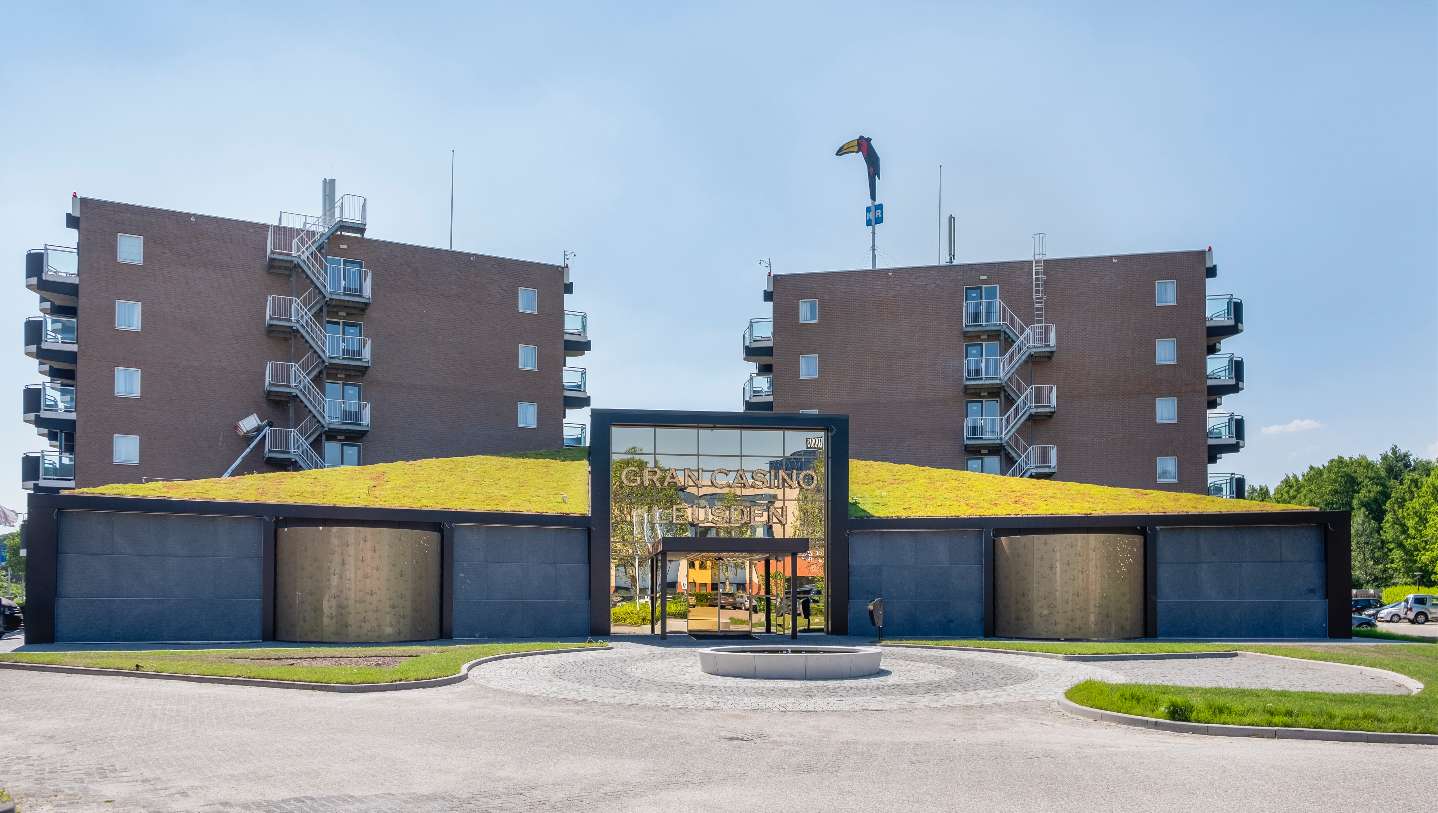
1101 652 1415 694
467 643 1121 710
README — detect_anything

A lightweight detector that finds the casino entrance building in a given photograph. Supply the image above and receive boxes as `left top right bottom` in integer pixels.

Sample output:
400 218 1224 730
22 410 1350 644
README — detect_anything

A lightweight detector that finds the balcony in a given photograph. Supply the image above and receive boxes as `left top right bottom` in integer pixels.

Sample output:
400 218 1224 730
1208 472 1247 499
325 258 372 309
23 383 76 433
743 373 774 411
964 416 1002 449
1206 295 1244 352
564 422 588 447
21 450 74 492
1206 353 1245 408
563 366 590 409
24 315 77 370
743 318 773 366
25 245 78 307
963 356 1002 391
325 333 372 370
564 310 591 357
1207 412 1245 463
962 298 1026 342
325 399 372 434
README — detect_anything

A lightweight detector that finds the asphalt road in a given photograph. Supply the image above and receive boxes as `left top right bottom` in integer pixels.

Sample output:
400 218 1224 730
0 644 1434 812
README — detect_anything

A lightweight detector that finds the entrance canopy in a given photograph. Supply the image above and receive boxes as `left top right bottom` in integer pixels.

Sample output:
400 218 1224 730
649 537 809 640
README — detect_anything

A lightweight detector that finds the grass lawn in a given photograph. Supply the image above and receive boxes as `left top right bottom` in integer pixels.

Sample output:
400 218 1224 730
0 641 603 685
899 637 1436 734
74 450 1308 519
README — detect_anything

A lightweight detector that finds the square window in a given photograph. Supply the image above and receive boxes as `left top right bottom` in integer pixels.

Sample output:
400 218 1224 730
1156 456 1179 483
518 401 538 428
1155 397 1178 423
799 299 819 323
115 300 141 331
1155 280 1177 306
114 367 141 398
112 434 140 464
1155 338 1177 365
116 234 143 265
518 287 539 314
518 344 539 371
799 354 819 379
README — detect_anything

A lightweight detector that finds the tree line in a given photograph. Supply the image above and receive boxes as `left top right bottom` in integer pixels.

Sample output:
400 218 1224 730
1245 445 1437 587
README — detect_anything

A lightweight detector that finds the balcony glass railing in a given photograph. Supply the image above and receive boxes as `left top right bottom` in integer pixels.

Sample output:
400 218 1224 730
564 310 589 339
26 450 75 481
43 316 77 344
563 422 588 447
744 317 774 344
563 366 588 392
1208 473 1246 499
44 245 78 279
36 383 76 413
744 373 773 400
1207 353 1239 380
1206 295 1240 321
1207 413 1243 440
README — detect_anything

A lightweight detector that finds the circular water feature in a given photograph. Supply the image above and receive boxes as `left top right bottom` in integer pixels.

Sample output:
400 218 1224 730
698 644 883 679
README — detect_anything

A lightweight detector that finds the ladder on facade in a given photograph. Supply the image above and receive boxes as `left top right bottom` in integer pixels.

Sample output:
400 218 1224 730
1032 232 1047 327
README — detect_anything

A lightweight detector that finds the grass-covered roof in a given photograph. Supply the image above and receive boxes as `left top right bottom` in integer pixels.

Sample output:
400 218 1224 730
76 451 1309 517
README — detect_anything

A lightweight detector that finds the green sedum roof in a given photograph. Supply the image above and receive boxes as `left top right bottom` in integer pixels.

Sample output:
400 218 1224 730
76 451 1309 518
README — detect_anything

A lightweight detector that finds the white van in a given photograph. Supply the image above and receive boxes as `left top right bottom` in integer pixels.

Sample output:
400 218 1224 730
1399 594 1434 625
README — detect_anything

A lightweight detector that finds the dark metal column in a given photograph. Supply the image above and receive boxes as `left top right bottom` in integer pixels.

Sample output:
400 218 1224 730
764 557 772 634
789 552 798 640
648 555 656 634
659 553 668 640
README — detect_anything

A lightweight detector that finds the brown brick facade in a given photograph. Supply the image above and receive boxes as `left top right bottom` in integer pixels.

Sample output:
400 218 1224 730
768 251 1220 493
66 198 570 487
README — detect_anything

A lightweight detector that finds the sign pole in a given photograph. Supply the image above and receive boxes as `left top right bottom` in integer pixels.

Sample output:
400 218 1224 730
870 217 876 270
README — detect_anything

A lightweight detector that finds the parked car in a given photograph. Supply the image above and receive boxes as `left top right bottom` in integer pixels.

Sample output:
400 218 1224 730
1397 594 1434 624
1351 597 1382 614
1375 602 1406 623
1352 614 1377 630
0 596 22 632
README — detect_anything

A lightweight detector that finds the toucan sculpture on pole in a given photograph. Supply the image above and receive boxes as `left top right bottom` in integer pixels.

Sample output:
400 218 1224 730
836 135 881 268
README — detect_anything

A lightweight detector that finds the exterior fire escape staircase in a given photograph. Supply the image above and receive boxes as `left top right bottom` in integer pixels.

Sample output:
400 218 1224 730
261 188 369 469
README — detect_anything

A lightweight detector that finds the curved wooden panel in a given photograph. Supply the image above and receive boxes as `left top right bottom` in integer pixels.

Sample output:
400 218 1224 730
994 533 1143 640
275 525 441 643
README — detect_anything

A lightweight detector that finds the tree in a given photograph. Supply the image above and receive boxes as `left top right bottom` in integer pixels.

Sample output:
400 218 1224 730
1350 510 1389 588
1383 467 1438 585
609 454 685 609
1244 484 1273 502
0 530 23 603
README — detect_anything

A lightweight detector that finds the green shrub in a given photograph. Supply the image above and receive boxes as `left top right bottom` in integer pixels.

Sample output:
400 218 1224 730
1159 697 1194 722
610 600 688 626
1383 585 1438 604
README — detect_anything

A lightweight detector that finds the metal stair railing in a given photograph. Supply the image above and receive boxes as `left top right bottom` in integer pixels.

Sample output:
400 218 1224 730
264 414 325 470
1005 434 1057 478
264 360 327 424
266 294 328 358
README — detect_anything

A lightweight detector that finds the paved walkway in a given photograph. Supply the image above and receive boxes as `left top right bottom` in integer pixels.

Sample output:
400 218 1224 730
0 641 1433 811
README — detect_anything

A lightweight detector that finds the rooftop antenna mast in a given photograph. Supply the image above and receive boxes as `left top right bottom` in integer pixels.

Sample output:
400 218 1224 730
1032 233 1047 326
947 215 956 264
937 163 942 264
448 149 455 250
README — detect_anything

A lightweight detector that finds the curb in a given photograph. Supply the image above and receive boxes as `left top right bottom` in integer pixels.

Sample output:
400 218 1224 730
1057 696 1438 745
883 643 1240 662
0 645 610 693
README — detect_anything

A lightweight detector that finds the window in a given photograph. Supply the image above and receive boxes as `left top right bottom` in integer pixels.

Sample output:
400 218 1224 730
518 401 538 428
324 441 362 468
518 287 539 314
966 455 1001 475
799 299 819 323
1155 280 1177 306
1155 397 1178 423
114 367 141 397
799 354 819 379
518 344 539 371
1155 338 1177 365
1156 456 1179 483
115 300 141 331
116 233 143 265
799 409 819 414
112 434 140 464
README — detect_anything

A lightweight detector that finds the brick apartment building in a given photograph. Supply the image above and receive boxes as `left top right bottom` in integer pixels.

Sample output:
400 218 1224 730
22 180 592 492
740 238 1247 496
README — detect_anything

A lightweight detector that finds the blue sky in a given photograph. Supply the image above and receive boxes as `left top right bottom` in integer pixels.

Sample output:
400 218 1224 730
1 1 1435 516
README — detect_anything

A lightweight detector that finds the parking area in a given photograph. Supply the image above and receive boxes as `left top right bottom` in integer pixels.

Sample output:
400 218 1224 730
1376 620 1438 638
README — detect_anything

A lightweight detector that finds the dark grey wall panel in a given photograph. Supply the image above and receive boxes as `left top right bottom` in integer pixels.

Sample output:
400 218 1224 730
846 530 984 637
1156 525 1327 638
451 524 589 638
54 510 264 642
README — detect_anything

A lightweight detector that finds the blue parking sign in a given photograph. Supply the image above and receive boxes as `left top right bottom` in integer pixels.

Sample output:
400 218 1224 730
865 204 884 226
